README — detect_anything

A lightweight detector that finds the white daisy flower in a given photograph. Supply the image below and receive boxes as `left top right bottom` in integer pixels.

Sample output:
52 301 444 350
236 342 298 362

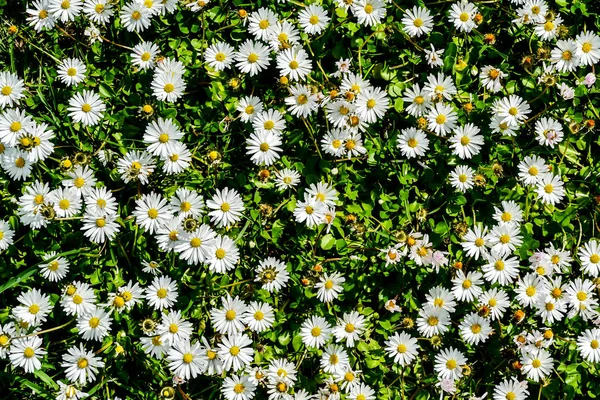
285 84 319 118
494 95 531 126
517 155 549 186
535 174 565 206
534 117 563 148
82 0 114 24
252 109 286 136
492 378 529 400
434 347 467 380
294 197 326 228
416 305 451 338
575 31 600 66
461 224 491 260
131 41 160 70
479 288 510 321
459 312 492 345
211 295 247 336
448 165 475 192
0 220 15 251
39 251 70 282
402 84 431 117
120 1 152 32
48 187 82 218
16 121 55 162
206 187 245 228
449 123 484 159
425 286 457 313
577 328 600 363
12 288 52 327
85 186 118 215
175 224 217 265
424 72 457 101
76 306 113 342
207 235 239 274
401 6 434 37
61 343 105 385
204 42 236 71
427 102 457 136
448 0 478 33
26 0 56 32
255 257 290 293
0 108 34 147
315 272 345 303
332 311 366 347
243 301 275 333
117 150 155 184
451 270 483 302
481 251 520 285
151 72 186 103
237 96 264 123
247 7 278 41
515 272 548 308
222 374 257 400
9 336 46 373
384 332 419 366
61 281 97 316
355 86 389 123
218 333 254 372
63 165 97 197
300 315 332 349
550 39 580 72
161 141 192 174
521 349 553 382
67 90 105 127
352 0 386 27
145 275 179 311
57 58 87 86
298 5 330 35
167 339 206 380
234 39 271 77
274 168 301 190
156 310 193 346
320 344 349 374
132 192 174 234
49 0 83 22
246 131 283 166
81 212 120 243
479 65 506 93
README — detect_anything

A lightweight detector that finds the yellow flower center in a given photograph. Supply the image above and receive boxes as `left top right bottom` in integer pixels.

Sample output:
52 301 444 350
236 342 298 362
28 304 40 314
324 280 334 290
446 359 457 369
131 161 142 170
458 174 468 183
545 302 554 311
471 324 481 334
544 184 553 194
234 383 245 394
59 199 70 210
122 291 132 301
48 261 59 271
297 94 308 105
528 166 538 176
207 350 217 359
169 323 179 333
345 139 356 150
95 3 105 13
15 157 25 168
0 335 9 346
77 358 88 369
220 202 231 212
289 60 299 70
544 21 554 32
488 298 497 307
10 121 22 132
67 67 77 77
462 279 472 289
591 340 599 349
499 234 510 244
305 206 314 214
526 286 536 297
131 11 141 20
506 392 516 400
142 104 153 113
508 107 518 116
182 353 194 363
156 288 167 299
1 86 12 95
158 133 169 143
163 83 175 93
435 114 446 124
428 316 439 326
366 99 376 109
190 238 202 247
244 105 254 115
551 288 562 298
225 310 236 321
345 323 355 333
152 336 162 346
229 346 240 356
489 69 500 79
260 143 270 152
309 15 319 25
72 294 84 304
474 238 485 247
311 327 321 337
215 52 226 62
278 32 288 42
397 343 407 353
81 103 92 113
254 310 264 320
590 254 600 264
434 298 444 307
459 12 469 22
61 0 70 9
23 347 35 358
495 260 505 271
582 42 592 53
531 359 541 368
95 218 106 227
247 53 258 63
413 18 423 27
74 177 85 188
263 120 274 130
364 4 373 13
460 136 470 146
329 354 339 364
89 317 100 328
147 208 159 219
113 296 125 308
577 291 587 301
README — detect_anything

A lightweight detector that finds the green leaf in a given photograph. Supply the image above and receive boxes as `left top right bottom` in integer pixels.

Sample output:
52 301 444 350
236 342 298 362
320 234 336 250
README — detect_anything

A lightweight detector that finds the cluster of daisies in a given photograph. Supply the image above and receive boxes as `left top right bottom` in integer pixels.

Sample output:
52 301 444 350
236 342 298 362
1 0 600 399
